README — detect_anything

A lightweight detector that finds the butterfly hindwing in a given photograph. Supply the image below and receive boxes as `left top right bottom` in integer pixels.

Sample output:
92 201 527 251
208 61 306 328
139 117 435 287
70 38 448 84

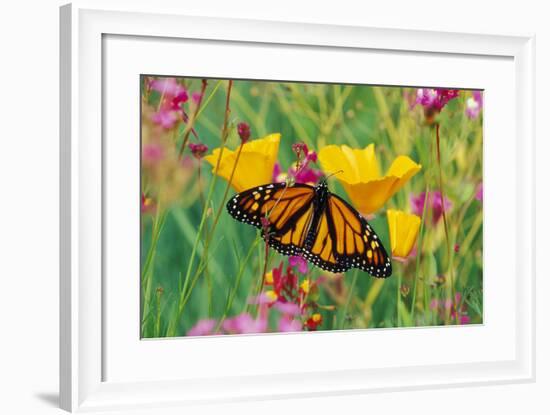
265 202 314 257
327 194 392 278
302 208 351 273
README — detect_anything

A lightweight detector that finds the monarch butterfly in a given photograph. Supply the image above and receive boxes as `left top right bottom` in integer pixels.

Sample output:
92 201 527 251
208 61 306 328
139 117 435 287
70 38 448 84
226 178 392 278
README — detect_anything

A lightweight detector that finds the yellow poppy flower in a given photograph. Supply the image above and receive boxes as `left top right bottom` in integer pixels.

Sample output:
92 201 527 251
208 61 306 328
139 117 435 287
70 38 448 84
318 144 421 214
387 209 421 259
204 133 281 193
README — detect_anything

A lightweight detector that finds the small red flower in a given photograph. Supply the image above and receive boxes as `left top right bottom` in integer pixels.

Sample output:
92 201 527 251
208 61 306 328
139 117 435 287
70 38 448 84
292 142 309 158
237 122 251 143
305 313 323 330
141 193 156 214
189 143 208 159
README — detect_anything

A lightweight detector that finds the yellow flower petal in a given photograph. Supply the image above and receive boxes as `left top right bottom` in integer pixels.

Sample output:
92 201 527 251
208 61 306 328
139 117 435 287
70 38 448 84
318 144 380 183
264 271 274 285
265 290 278 302
387 209 421 258
204 133 281 193
386 156 423 195
300 279 310 294
318 144 421 214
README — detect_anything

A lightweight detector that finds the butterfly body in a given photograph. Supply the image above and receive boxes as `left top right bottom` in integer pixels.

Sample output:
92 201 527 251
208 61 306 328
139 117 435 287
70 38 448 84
227 180 392 278
303 180 329 251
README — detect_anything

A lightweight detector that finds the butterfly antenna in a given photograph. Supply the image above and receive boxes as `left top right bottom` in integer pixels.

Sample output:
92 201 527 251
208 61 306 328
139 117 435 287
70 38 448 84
325 170 344 180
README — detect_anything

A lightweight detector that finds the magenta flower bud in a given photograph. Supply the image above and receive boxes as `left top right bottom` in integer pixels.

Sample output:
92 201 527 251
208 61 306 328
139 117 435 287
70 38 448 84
291 142 308 158
237 122 251 143
189 142 208 159
306 150 318 163
414 88 460 124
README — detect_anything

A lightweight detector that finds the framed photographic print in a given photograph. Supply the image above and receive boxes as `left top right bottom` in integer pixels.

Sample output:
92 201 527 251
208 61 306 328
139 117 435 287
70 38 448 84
60 1 535 412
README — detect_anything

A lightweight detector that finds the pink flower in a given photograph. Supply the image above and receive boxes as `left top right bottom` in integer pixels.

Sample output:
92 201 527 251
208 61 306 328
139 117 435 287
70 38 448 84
292 142 309 158
272 301 301 316
410 191 452 224
289 256 308 274
272 160 323 185
475 182 483 202
278 316 302 332
270 262 298 301
466 91 483 119
151 110 179 129
150 78 189 112
171 90 189 110
248 292 276 305
455 314 471 325
293 164 323 184
272 143 322 185
150 78 187 97
306 150 318 163
222 313 268 334
429 292 471 325
187 319 217 336
415 88 460 112
292 143 318 164
142 143 164 164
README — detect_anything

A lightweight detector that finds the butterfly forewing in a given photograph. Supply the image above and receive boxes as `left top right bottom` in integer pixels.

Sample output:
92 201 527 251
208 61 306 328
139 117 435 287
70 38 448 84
227 183 314 233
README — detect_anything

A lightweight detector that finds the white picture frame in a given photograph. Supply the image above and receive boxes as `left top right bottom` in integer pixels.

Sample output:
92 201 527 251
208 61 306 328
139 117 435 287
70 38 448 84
60 1 535 412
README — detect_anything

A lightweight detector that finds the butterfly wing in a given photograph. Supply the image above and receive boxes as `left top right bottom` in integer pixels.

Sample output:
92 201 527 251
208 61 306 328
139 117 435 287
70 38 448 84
226 182 316 256
302 208 351 273
326 193 392 278
264 201 314 257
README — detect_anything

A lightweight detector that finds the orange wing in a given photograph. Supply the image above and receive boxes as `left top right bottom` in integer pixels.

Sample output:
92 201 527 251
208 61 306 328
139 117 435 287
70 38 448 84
327 194 392 278
301 209 349 273
227 183 315 256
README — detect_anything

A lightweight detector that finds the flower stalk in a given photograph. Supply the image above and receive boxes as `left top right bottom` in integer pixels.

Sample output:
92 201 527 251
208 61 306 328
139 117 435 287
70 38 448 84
435 123 457 324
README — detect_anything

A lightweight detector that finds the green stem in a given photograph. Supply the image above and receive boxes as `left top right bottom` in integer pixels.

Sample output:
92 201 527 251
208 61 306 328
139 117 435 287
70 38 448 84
141 208 166 335
397 272 402 326
411 185 430 321
340 269 358 329
154 288 163 337
196 80 222 119
216 236 261 332
435 123 456 324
